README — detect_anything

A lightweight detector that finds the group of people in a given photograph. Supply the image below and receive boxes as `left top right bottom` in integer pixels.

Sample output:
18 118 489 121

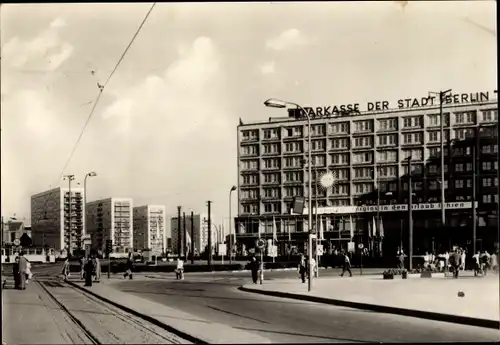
10 252 32 290
62 254 101 286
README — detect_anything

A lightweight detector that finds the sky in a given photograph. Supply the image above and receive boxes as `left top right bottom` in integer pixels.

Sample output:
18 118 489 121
0 1 497 232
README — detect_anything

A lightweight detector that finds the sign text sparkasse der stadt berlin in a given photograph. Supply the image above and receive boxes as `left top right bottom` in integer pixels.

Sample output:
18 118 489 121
293 90 496 119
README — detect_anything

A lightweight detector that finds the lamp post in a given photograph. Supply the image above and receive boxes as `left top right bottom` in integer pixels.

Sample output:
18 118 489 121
84 172 97 250
264 98 313 292
406 157 414 271
229 185 237 264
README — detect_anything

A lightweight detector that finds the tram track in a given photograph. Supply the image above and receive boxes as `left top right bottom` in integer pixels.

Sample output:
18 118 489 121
36 277 192 344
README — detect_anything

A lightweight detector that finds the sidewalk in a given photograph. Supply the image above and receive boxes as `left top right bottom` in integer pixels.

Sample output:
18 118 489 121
67 279 272 344
240 271 500 329
2 281 93 344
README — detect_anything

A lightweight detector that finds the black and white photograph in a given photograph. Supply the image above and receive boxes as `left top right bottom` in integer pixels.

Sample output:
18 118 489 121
1 1 498 344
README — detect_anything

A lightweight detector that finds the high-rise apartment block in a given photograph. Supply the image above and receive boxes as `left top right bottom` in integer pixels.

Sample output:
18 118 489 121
170 213 214 255
86 198 133 253
236 91 498 256
132 205 166 254
31 187 85 251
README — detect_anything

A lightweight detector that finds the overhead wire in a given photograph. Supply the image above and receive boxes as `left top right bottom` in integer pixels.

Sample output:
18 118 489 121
54 2 156 186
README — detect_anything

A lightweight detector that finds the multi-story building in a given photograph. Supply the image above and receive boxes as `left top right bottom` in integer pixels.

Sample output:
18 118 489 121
236 92 498 256
132 205 166 254
31 187 85 252
86 198 133 254
170 213 214 255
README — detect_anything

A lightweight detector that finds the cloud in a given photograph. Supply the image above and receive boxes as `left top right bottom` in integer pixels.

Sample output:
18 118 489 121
266 28 308 50
2 18 74 72
259 61 276 75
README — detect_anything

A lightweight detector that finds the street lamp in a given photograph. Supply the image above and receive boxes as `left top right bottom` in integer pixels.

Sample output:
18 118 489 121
264 98 314 292
229 185 237 264
84 172 97 250
406 156 414 271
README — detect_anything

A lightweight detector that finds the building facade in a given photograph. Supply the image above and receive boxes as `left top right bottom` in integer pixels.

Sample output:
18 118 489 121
236 94 498 256
31 187 85 252
86 197 133 253
132 205 166 254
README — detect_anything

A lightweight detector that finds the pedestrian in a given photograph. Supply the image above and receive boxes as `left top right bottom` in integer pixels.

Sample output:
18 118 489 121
79 256 85 280
93 256 101 282
25 259 32 285
175 258 184 280
123 252 134 279
18 252 28 290
481 250 491 276
13 256 20 289
62 258 70 281
340 251 352 277
490 251 498 273
472 251 482 276
297 254 307 283
438 253 445 272
84 257 95 287
398 251 405 270
444 251 450 272
423 252 430 269
460 249 467 271
249 256 259 284
449 249 461 279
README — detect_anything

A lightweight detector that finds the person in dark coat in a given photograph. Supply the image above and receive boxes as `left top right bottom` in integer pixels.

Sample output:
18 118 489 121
340 251 353 277
297 254 307 283
450 249 462 279
123 252 134 280
13 256 20 289
84 257 95 287
249 256 259 284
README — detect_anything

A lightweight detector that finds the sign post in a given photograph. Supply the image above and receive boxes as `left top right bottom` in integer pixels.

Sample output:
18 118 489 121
256 238 266 284
358 243 364 275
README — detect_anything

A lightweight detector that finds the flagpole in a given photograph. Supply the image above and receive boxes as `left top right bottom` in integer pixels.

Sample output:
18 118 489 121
272 216 275 263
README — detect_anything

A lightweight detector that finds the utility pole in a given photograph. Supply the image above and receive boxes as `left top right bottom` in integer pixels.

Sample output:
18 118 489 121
407 157 413 271
207 201 212 270
63 175 75 257
177 206 181 257
183 212 186 259
472 140 477 254
191 211 195 264
436 90 452 227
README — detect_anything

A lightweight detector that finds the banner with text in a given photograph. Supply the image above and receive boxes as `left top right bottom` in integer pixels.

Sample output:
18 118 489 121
302 202 478 215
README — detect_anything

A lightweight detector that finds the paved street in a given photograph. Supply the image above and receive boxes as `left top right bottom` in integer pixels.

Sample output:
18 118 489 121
109 271 500 343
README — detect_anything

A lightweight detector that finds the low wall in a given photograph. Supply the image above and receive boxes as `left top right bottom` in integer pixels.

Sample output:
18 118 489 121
1 254 56 264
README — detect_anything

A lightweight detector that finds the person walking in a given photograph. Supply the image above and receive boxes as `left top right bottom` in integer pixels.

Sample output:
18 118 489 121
449 249 462 279
472 251 482 276
79 256 85 280
84 257 95 287
18 252 28 290
297 254 307 283
93 256 101 282
481 250 491 276
123 252 134 279
340 251 352 277
490 251 498 273
249 256 259 284
460 249 467 271
62 258 70 281
398 251 405 270
175 258 184 280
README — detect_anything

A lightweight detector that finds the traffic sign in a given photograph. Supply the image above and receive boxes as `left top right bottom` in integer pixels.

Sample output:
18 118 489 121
256 238 266 249
358 243 364 249
13 239 20 246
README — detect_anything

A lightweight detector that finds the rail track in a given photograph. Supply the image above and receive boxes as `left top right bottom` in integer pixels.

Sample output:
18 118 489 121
36 277 192 344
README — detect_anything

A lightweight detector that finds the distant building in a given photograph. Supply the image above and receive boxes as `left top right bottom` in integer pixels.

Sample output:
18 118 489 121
1 218 25 245
132 205 166 254
86 197 133 254
170 213 214 255
31 187 85 251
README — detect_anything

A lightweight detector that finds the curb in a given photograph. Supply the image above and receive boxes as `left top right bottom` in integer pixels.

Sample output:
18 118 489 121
238 286 500 330
65 280 208 344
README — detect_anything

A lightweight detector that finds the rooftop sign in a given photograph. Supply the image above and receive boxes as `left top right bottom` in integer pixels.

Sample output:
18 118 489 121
301 202 478 215
290 90 496 119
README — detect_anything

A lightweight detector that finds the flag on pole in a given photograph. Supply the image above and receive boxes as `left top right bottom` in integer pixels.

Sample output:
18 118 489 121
272 216 278 242
280 218 284 235
379 217 385 238
368 217 372 238
319 215 324 240
349 215 354 239
287 221 291 243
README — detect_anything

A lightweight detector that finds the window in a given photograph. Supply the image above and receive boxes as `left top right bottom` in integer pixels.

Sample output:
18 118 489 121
264 173 280 183
241 189 258 199
354 167 372 178
241 145 258 155
483 195 492 203
377 150 397 162
284 157 302 168
378 134 397 146
285 171 302 182
353 183 373 194
455 111 476 124
330 122 349 134
428 131 438 142
354 120 373 132
466 163 472 171
313 155 326 167
311 124 326 136
332 153 349 165
429 181 438 190
264 188 280 198
428 147 448 157
482 109 498 122
263 129 279 139
402 148 423 161
379 166 397 177
428 113 450 126
263 143 280 154
312 140 325 151
331 138 349 149
454 128 474 140
285 186 303 197
242 175 258 185
285 142 302 153
455 180 464 188
378 118 397 131
242 130 258 141
353 136 373 148
352 152 372 164
264 158 280 169
332 184 349 195
264 203 280 213
333 169 349 180
482 162 492 171
403 132 423 144
241 160 258 170
455 163 464 172
403 116 423 128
